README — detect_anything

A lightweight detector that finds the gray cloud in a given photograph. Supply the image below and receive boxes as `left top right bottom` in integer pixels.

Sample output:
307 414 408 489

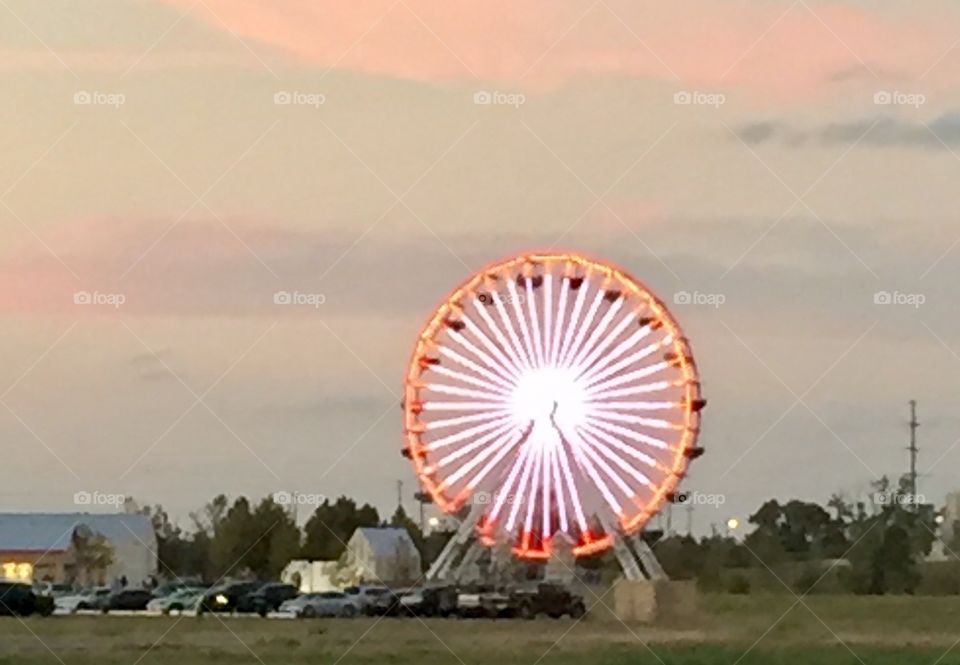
737 112 960 148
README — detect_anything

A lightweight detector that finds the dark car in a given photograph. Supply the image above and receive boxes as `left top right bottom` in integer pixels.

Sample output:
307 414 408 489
400 585 459 617
509 583 585 619
0 582 54 617
197 581 261 614
237 583 299 616
99 588 153 613
365 589 407 617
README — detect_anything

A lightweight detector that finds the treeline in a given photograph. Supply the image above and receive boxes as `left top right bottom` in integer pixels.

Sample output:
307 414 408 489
137 495 453 583
654 476 944 595
136 474 950 595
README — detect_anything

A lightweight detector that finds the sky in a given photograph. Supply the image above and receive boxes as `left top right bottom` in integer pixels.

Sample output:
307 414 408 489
2 0 960 535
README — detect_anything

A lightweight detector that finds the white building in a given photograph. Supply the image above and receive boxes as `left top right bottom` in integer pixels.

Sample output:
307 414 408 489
281 559 339 593
0 513 157 587
341 527 421 584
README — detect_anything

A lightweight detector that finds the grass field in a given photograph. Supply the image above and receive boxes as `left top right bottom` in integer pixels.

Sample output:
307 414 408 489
4 594 960 664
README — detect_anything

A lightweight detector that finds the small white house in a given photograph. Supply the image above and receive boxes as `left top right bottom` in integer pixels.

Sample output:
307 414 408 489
341 527 421 584
280 559 339 593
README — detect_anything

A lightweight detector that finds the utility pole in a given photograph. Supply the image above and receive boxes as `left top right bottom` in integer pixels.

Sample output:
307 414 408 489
908 400 919 511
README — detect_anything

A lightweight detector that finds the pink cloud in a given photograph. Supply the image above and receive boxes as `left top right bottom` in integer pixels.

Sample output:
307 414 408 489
156 0 959 99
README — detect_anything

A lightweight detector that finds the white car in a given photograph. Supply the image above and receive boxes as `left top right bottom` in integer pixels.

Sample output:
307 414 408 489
55 587 111 613
278 591 361 618
146 588 204 614
343 585 390 611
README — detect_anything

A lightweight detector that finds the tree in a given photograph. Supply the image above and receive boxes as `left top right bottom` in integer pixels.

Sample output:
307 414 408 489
247 497 301 579
71 526 114 586
209 496 257 578
388 505 425 569
302 497 380 560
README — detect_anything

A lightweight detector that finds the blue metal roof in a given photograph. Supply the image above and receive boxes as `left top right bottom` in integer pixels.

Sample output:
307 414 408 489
0 513 154 552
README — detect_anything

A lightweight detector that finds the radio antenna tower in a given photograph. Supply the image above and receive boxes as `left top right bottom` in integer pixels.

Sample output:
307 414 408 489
908 400 919 511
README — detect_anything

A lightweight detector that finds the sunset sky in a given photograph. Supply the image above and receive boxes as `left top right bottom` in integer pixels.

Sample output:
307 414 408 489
3 0 960 531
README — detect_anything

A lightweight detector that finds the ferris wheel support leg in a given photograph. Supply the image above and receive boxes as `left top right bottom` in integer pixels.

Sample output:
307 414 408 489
609 524 667 582
426 505 483 582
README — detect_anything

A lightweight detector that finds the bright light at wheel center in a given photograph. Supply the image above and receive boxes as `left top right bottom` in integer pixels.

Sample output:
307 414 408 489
510 367 587 431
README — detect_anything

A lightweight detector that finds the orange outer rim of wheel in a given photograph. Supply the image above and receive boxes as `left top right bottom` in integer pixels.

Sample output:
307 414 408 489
402 251 703 559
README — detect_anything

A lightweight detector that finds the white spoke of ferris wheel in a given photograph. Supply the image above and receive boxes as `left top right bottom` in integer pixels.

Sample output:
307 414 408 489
426 382 511 403
491 288 534 371
461 314 524 381
542 274 554 365
555 275 590 367
583 408 678 431
472 298 530 379
584 360 670 395
424 400 519 412
565 296 624 372
491 438 531 526
465 428 525 491
580 421 660 470
587 379 674 401
507 279 537 369
440 424 522 486
559 288 605 369
581 336 670 388
426 409 513 431
542 441 554 537
449 331 517 386
523 438 544 535
568 307 636 379
427 413 514 451
435 419 519 471
555 430 588 532
505 434 539 531
525 279 546 368
584 415 670 451
577 427 655 490
548 442 569 532
563 425 623 518
430 365 512 397
585 400 678 412
579 323 652 381
549 276 570 367
566 427 633 497
437 346 514 392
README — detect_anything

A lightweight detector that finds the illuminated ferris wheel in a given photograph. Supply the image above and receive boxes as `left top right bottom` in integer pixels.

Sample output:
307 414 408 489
403 253 705 567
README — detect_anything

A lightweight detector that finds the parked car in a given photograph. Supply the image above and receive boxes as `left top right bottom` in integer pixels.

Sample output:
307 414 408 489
398 586 458 617
509 583 586 619
197 581 261 614
278 591 359 618
146 587 206 614
237 583 299 616
365 589 407 617
0 581 54 617
150 581 195 599
99 588 153 613
34 582 74 598
343 585 391 612
457 584 504 618
55 587 111 613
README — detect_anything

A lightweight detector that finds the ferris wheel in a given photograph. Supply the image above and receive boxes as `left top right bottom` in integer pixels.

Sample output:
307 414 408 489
403 253 705 565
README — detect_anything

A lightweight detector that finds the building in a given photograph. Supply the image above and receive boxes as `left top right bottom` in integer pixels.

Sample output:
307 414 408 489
341 527 421 585
280 559 339 593
0 513 157 587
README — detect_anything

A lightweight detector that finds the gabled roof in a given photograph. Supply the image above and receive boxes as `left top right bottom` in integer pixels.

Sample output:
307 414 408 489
350 527 416 558
0 513 155 552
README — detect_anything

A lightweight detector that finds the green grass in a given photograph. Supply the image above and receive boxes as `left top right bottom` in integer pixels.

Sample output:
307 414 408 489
3 594 960 664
